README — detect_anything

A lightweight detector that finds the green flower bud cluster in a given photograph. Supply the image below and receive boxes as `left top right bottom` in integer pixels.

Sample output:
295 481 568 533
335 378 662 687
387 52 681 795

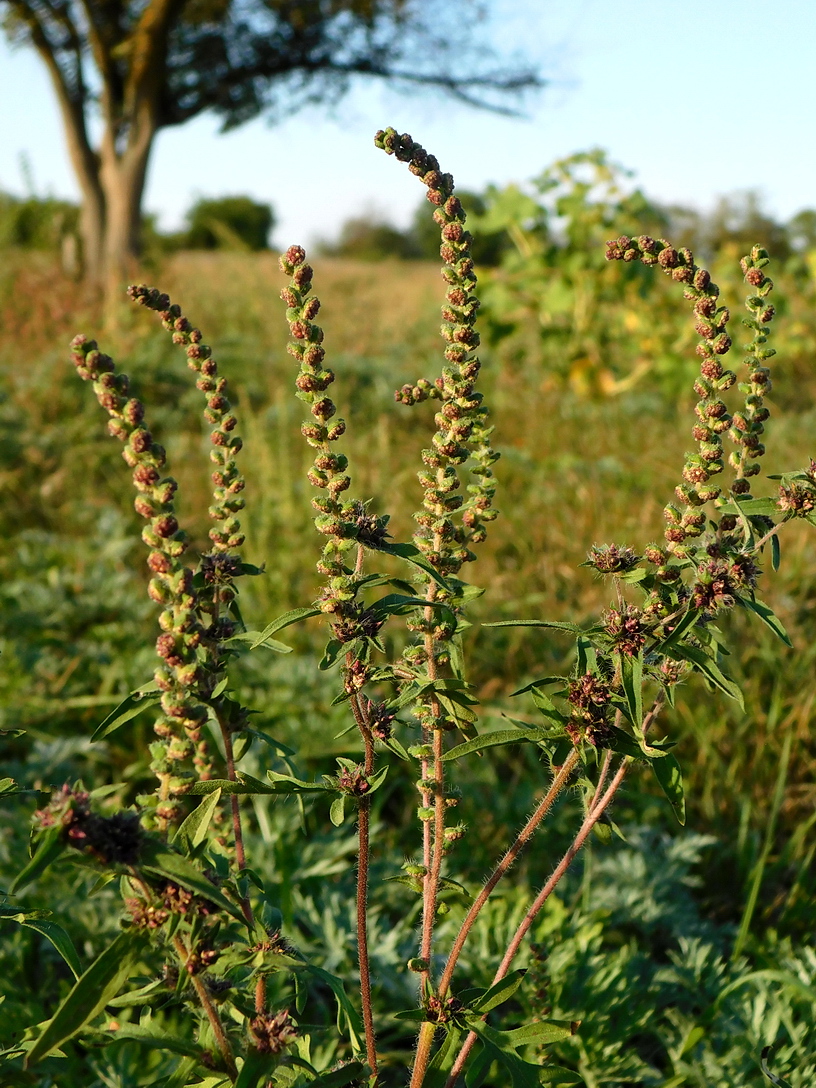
375 127 499 576
279 245 367 641
728 248 775 501
127 285 246 557
606 235 736 554
70 335 211 828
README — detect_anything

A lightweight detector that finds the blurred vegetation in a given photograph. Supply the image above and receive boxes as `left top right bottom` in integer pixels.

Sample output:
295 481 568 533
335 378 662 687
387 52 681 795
2 150 816 1084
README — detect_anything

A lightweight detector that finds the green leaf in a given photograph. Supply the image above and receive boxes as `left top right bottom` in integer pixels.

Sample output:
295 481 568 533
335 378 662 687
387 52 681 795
761 1046 792 1088
187 773 276 796
771 534 781 571
140 847 246 923
11 828 65 893
250 607 322 649
441 728 541 762
310 1061 368 1087
717 496 780 517
482 620 585 633
652 754 686 825
106 979 166 1007
737 596 792 647
669 643 744 707
319 639 346 671
266 771 331 794
244 728 294 756
463 1025 538 1088
11 916 81 979
651 606 699 653
172 789 222 852
575 636 597 677
91 683 161 742
306 967 364 1053
618 652 643 731
537 1067 585 1086
471 969 526 1013
424 1025 463 1088
503 1021 578 1047
371 540 450 589
105 1021 203 1058
529 687 568 726
329 796 346 827
392 1008 427 1022
25 930 147 1067
235 1052 277 1088
603 726 646 760
226 632 293 653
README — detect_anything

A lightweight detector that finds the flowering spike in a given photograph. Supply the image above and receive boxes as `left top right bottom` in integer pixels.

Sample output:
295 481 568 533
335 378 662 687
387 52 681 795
70 335 212 827
376 127 499 575
606 236 735 551
727 247 775 504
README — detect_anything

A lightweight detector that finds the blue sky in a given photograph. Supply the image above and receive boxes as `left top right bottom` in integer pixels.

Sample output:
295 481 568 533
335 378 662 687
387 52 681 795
1 0 814 248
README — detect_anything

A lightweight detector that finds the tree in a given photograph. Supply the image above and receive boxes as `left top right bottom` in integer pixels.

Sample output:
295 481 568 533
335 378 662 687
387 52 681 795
185 195 274 251
1 0 538 292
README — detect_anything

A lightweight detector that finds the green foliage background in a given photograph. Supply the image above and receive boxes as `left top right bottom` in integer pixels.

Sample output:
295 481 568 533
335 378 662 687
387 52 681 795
1 152 816 1085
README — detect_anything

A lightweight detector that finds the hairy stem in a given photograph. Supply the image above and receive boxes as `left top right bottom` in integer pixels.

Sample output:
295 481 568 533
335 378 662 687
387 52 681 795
173 934 237 1080
350 687 379 1080
419 581 445 977
443 758 631 1088
436 749 580 1002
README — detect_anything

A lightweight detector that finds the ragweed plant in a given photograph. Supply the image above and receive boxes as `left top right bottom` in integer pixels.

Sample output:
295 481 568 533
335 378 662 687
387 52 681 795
1 131 814 1088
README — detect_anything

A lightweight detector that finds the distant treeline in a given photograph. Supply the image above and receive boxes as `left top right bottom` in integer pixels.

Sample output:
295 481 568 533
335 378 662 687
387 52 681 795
3 158 815 272
320 187 816 267
0 192 275 269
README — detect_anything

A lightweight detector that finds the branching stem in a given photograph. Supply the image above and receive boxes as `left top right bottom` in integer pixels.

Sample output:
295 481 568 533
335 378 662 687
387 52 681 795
173 934 237 1080
350 685 379 1081
442 757 631 1088
436 749 580 1002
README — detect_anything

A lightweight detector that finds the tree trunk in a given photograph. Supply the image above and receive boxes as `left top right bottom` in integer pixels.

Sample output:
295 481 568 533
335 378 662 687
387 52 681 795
99 120 155 306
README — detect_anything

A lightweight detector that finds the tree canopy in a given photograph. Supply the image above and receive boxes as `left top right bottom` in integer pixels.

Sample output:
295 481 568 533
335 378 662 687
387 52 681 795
1 0 540 288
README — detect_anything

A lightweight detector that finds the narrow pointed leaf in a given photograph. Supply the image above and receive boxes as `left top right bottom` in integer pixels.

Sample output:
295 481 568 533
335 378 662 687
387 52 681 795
25 930 147 1067
105 1022 203 1058
652 606 699 653
716 497 780 517
424 1025 463 1088
503 1020 578 1047
471 969 527 1013
482 620 585 633
618 652 643 731
250 607 322 649
11 828 65 893
91 684 161 741
370 540 449 589
13 916 81 979
771 535 781 571
670 643 744 707
226 632 293 653
441 728 540 762
311 1061 368 1087
173 788 222 851
738 596 792 647
652 753 686 825
306 967 364 1053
